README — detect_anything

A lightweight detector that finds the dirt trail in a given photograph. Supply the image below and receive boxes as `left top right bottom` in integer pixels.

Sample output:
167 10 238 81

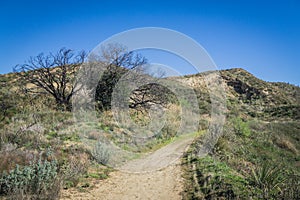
61 134 195 200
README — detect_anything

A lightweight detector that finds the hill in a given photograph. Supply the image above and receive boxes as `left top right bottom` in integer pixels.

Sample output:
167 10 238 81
0 67 299 199
180 68 300 199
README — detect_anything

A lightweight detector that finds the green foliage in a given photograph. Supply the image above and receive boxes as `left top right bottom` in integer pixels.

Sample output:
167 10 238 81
197 156 249 198
232 117 251 137
95 44 147 111
85 171 109 180
1 63 300 199
0 87 19 127
0 150 60 199
59 132 80 142
96 66 126 110
250 162 286 199
281 173 300 199
182 118 300 200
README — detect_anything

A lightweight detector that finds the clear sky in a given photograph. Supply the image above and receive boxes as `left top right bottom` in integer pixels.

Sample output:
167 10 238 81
0 0 299 85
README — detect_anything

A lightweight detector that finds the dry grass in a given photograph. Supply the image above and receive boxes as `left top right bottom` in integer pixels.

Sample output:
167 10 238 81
0 149 36 173
274 137 298 155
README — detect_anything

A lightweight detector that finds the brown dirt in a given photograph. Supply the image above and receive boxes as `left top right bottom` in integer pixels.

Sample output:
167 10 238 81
61 134 195 200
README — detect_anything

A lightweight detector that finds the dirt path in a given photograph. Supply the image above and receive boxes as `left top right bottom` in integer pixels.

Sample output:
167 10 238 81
61 134 195 200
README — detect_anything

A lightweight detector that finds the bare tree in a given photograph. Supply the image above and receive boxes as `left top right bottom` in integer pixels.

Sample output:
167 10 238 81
14 48 86 111
129 83 175 110
95 44 148 110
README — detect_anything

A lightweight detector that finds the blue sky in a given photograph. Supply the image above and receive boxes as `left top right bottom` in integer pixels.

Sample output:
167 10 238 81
0 0 299 85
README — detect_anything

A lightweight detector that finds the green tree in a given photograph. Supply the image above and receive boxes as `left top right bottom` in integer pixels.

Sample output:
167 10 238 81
95 44 147 110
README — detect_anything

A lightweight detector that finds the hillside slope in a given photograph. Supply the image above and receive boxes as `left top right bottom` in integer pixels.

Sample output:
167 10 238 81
180 68 300 199
0 68 299 199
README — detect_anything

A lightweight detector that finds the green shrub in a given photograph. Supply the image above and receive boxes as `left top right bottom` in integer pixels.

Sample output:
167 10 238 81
233 118 251 137
92 141 111 165
250 163 286 199
0 150 61 199
197 156 248 193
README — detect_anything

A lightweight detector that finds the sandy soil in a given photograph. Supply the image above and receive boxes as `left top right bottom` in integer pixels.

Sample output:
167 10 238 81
61 134 194 200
